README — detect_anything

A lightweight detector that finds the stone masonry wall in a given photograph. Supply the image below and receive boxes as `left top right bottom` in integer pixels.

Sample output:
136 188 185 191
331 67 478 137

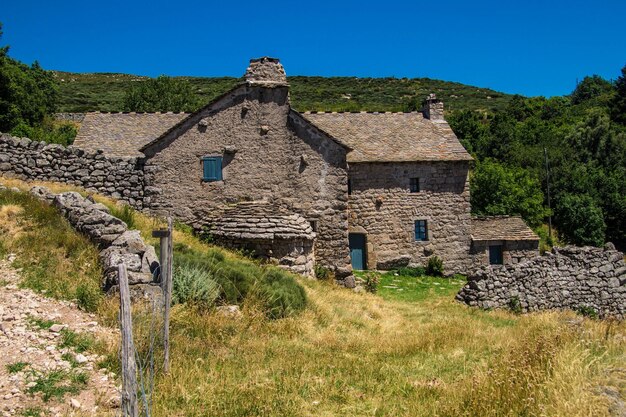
142 84 353 283
26 186 162 300
0 134 145 208
457 244 626 318
469 240 539 271
348 161 472 274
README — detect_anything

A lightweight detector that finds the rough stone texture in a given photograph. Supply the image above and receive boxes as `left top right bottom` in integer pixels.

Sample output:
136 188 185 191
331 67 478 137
140 80 353 283
244 57 288 86
0 133 145 208
54 113 85 122
348 161 472 274
28 186 160 292
456 244 626 318
470 240 539 270
422 94 445 122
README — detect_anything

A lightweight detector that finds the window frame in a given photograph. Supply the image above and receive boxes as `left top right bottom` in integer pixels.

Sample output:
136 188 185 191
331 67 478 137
201 155 223 182
409 177 420 193
414 220 428 241
489 244 503 265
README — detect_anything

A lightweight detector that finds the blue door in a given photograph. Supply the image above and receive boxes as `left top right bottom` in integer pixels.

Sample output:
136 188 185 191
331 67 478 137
349 233 367 270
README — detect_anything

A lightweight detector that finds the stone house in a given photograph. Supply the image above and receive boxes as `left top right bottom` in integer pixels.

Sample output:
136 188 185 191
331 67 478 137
70 57 539 283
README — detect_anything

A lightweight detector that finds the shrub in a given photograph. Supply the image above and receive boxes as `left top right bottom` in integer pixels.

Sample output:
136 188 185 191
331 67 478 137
75 283 102 312
314 264 334 281
172 263 220 308
426 256 444 276
363 272 379 294
258 269 307 319
576 305 599 319
396 266 425 277
508 297 523 314
109 204 136 229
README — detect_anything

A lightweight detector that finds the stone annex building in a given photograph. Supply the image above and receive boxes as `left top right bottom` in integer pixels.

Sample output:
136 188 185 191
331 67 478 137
71 57 539 285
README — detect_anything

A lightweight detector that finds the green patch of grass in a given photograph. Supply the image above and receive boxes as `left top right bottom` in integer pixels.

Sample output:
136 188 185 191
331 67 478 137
21 407 44 417
61 352 79 368
26 369 88 402
109 203 136 229
0 188 102 311
6 361 29 373
26 315 57 330
0 279 9 286
59 329 95 353
355 270 466 302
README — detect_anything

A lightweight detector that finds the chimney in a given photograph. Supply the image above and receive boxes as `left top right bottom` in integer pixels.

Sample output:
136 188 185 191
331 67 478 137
422 93 445 122
244 57 288 87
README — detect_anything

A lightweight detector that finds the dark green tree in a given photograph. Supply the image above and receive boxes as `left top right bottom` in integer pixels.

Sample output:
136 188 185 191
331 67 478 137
470 159 548 228
123 75 203 112
570 75 613 105
611 64 626 125
0 23 58 132
554 194 606 246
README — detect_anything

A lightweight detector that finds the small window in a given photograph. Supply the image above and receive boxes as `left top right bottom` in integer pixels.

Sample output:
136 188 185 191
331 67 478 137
202 156 223 182
414 220 428 241
348 178 353 195
489 245 503 265
410 177 420 193
309 220 318 232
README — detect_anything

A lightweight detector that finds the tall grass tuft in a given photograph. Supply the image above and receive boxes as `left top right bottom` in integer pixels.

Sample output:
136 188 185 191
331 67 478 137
258 268 307 319
172 263 220 308
109 203 136 229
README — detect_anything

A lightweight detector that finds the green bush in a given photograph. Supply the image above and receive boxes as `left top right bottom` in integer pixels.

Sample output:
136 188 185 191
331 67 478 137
258 269 307 319
363 272 379 294
396 266 425 277
109 204 136 229
508 297 523 314
426 256 444 276
576 305 599 319
75 283 101 312
314 264 334 281
172 263 220 308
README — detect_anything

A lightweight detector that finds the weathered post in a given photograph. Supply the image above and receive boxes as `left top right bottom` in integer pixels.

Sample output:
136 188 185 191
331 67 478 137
152 219 174 374
119 263 138 417
163 217 174 373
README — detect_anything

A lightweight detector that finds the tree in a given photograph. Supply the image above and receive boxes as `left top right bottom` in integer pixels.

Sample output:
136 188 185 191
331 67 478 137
123 75 202 112
470 159 548 228
570 75 613 105
0 23 58 132
611 64 626 125
554 194 606 246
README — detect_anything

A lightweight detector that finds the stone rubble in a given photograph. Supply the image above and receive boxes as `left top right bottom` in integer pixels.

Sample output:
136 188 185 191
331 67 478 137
457 243 626 318
0 258 119 416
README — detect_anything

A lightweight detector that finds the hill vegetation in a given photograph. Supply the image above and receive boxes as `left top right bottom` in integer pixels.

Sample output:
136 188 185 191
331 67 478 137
52 71 512 113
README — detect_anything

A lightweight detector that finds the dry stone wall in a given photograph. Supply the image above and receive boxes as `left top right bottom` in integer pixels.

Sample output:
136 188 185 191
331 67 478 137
0 133 145 208
457 244 626 318
27 186 161 300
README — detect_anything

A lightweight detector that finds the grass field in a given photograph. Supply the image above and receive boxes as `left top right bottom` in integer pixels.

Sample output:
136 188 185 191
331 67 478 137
53 71 512 114
1 178 624 417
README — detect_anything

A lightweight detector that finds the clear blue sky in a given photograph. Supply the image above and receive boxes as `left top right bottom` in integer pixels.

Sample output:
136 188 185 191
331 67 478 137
2 0 625 97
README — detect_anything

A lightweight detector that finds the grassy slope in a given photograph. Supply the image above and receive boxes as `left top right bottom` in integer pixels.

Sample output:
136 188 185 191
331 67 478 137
52 71 512 113
1 178 624 416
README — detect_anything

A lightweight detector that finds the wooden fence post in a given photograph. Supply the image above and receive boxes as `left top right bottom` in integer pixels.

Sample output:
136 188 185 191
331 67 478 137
119 263 138 417
163 217 173 373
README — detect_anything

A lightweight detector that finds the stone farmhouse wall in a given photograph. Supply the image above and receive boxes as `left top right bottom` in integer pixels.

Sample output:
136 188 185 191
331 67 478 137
456 244 626 318
0 134 146 208
469 240 539 270
141 84 353 282
348 161 472 274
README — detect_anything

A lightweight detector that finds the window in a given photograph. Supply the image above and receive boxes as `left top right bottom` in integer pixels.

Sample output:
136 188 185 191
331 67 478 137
409 177 420 193
348 178 353 195
489 245 503 265
414 220 428 241
202 156 223 182
309 220 318 232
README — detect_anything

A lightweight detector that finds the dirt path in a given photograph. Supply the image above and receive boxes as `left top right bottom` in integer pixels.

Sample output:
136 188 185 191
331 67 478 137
0 256 119 416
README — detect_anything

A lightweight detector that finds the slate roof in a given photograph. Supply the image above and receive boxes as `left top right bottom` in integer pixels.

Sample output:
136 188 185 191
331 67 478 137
301 111 473 163
209 202 315 240
73 112 189 158
471 216 539 241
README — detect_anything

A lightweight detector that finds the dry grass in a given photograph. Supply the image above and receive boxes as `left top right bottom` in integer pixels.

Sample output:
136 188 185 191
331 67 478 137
2 178 624 416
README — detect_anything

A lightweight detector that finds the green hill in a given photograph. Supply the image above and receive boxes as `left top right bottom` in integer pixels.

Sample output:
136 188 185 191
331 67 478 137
52 71 513 113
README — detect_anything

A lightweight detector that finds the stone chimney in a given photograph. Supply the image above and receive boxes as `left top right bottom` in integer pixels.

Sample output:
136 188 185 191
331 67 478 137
244 57 288 87
422 93 445 122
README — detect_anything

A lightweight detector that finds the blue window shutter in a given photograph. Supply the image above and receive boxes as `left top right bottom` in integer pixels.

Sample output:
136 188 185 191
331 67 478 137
202 156 223 182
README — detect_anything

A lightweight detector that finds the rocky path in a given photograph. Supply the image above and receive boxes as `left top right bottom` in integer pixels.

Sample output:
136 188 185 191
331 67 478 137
0 256 119 416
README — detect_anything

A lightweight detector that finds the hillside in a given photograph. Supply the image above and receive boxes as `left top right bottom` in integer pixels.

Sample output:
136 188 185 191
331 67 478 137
52 71 513 113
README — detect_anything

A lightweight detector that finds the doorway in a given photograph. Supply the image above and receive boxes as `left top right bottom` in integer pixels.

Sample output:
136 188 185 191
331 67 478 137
349 233 367 270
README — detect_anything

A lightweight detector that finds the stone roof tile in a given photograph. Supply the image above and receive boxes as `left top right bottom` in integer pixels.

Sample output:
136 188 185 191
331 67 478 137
73 112 190 158
471 216 539 241
301 111 473 163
